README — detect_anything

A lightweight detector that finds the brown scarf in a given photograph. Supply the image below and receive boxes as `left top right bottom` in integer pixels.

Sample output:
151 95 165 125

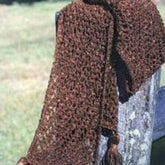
17 0 165 164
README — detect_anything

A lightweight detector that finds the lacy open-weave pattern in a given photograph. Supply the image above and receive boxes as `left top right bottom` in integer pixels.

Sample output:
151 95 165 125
17 0 165 164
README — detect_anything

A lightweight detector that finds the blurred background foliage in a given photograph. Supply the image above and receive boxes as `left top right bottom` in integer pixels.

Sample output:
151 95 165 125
0 0 164 165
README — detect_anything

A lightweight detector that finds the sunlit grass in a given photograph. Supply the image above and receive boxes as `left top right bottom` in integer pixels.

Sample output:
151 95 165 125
0 1 164 165
160 64 165 86
158 5 165 87
0 1 71 164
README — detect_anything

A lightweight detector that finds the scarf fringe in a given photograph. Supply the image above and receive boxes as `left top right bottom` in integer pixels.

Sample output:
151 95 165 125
16 157 31 165
101 134 122 165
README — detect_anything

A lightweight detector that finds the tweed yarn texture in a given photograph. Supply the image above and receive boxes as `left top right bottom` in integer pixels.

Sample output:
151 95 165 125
17 0 165 164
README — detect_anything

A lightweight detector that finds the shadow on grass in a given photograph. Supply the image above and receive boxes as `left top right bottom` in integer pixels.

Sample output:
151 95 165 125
151 137 165 165
0 0 71 5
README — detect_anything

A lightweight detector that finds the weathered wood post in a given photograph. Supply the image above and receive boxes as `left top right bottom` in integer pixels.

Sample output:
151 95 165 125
99 70 161 165
55 11 161 165
117 70 161 165
153 86 165 141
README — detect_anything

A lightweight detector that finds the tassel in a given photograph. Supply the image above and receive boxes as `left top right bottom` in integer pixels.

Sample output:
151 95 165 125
101 132 122 165
16 157 31 165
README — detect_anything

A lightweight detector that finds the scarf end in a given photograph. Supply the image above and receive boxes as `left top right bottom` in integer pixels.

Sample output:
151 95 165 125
101 134 122 165
16 157 31 165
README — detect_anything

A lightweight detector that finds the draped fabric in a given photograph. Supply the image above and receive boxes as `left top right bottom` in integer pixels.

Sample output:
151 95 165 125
17 0 165 164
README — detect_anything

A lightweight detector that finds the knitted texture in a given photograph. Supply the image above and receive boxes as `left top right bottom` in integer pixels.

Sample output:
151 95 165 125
17 0 165 164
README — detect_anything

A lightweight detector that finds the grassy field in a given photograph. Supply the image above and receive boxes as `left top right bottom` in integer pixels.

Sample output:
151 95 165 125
0 1 71 164
0 1 164 165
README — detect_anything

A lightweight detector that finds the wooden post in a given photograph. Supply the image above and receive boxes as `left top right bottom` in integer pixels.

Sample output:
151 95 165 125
117 70 161 165
55 12 59 37
153 86 165 141
99 70 161 165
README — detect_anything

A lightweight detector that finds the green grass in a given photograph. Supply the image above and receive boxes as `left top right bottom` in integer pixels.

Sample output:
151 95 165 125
0 1 72 165
161 65 165 86
0 1 164 165
158 5 165 86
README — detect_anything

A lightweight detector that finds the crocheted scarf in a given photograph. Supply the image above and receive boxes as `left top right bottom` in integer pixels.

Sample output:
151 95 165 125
17 0 165 164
